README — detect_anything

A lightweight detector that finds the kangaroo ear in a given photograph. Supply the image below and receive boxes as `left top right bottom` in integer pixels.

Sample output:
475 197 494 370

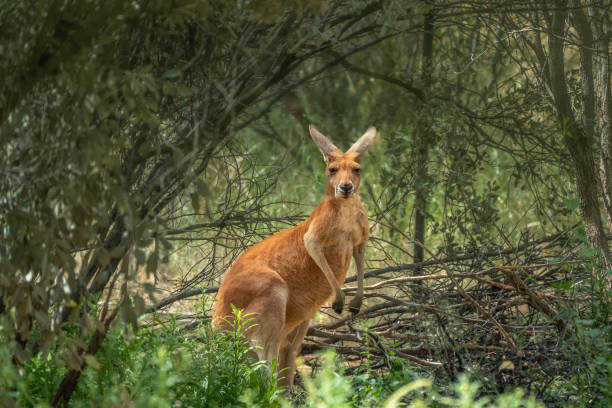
309 124 340 162
348 126 377 157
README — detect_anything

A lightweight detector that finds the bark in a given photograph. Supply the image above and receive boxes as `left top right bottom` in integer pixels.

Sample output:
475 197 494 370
570 4 596 142
413 11 435 273
586 4 612 233
548 3 612 269
573 1 612 235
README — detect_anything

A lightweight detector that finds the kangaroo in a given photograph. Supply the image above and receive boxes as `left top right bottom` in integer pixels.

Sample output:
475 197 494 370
213 124 376 387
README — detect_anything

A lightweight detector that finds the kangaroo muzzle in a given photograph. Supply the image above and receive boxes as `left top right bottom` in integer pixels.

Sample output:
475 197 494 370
336 182 354 198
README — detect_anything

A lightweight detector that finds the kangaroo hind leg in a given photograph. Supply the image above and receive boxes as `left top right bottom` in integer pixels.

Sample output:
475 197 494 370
243 276 289 365
278 320 310 388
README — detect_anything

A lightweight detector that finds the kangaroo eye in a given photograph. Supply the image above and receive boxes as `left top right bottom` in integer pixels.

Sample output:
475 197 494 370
329 168 338 174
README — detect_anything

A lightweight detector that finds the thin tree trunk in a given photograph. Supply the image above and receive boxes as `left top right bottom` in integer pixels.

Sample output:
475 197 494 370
413 10 434 273
586 4 612 233
51 305 120 407
548 4 612 269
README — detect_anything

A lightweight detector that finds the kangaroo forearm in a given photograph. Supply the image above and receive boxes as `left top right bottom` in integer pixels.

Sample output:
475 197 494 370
304 234 342 297
353 243 366 297
310 251 342 296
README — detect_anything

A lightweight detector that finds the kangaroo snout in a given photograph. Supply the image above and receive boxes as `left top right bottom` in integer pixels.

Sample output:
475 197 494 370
338 182 353 194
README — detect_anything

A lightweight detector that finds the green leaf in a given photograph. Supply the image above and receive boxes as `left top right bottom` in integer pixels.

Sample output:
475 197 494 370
84 355 100 370
190 192 201 212
383 379 432 408
552 282 571 291
564 198 578 211
195 178 211 197
121 298 138 332
134 248 146 266
587 328 602 337
581 247 599 258
97 249 111 266
146 251 159 274
163 68 182 79
133 294 146 316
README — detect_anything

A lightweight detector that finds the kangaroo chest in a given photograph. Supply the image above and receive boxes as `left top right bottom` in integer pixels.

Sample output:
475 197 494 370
316 204 368 279
320 204 367 246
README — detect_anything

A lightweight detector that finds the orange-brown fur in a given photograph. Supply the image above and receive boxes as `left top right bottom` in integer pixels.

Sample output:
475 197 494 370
212 125 375 387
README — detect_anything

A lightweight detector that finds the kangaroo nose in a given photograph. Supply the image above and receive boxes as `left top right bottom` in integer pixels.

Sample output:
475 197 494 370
339 183 353 192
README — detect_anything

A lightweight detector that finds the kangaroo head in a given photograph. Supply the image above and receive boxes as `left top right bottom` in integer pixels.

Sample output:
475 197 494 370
309 125 377 199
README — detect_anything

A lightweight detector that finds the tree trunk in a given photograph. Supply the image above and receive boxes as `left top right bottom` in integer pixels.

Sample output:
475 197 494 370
549 4 612 269
413 11 434 273
51 306 120 407
587 4 612 233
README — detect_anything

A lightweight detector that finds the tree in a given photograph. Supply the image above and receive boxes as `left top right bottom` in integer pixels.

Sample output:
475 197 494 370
481 0 612 270
0 1 397 404
413 9 435 272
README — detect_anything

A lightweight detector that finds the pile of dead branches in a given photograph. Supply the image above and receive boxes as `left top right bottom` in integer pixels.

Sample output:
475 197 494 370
302 226 589 388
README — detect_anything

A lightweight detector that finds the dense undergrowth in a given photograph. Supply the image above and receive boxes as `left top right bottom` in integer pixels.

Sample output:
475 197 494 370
1 293 610 408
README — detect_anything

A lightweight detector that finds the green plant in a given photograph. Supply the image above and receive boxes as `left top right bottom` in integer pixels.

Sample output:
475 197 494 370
349 358 422 406
3 308 284 407
301 350 353 408
546 287 611 405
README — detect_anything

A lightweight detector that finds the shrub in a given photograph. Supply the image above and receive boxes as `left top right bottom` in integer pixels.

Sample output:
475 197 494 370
2 309 283 407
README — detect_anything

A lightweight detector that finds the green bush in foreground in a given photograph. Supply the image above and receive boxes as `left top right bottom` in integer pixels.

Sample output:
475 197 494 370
0 310 560 407
1 309 283 407
72 310 283 408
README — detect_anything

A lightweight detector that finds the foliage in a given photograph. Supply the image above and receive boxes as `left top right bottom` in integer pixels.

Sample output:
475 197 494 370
1 313 552 407
2 0 612 406
2 285 609 407
1 308 283 407
295 350 546 408
349 358 423 406
301 351 353 407
540 252 612 407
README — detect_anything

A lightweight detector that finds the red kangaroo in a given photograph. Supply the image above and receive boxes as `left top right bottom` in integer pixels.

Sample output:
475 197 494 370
213 124 376 387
